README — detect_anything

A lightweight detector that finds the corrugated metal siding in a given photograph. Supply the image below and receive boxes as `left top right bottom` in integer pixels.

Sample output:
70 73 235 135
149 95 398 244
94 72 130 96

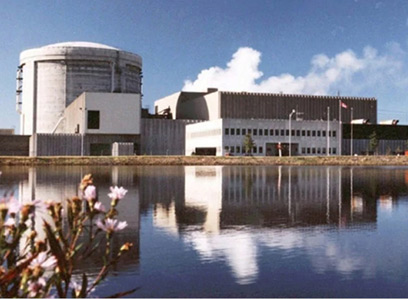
220 92 376 123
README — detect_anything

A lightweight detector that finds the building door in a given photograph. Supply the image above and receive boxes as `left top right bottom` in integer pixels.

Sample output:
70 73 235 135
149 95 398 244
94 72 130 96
195 147 216 156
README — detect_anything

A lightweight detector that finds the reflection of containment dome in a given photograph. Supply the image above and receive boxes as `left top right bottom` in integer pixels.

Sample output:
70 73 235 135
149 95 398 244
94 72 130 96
17 42 143 134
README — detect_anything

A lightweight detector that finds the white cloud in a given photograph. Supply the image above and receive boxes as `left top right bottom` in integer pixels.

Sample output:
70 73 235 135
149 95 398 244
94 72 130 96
182 44 406 97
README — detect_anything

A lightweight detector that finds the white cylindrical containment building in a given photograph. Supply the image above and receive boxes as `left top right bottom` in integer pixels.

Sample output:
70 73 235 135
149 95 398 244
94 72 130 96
18 42 142 134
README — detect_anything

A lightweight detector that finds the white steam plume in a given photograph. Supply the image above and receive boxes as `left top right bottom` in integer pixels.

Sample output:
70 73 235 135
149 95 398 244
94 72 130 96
182 44 404 96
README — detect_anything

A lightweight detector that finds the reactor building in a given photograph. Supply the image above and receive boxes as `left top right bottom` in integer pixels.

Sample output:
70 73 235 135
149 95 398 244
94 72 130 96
16 42 142 156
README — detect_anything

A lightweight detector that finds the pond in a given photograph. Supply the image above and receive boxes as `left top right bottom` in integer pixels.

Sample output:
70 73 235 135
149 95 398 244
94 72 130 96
1 165 408 297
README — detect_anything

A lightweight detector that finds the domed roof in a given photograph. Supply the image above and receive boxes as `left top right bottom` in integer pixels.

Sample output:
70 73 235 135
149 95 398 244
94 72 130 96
42 41 119 50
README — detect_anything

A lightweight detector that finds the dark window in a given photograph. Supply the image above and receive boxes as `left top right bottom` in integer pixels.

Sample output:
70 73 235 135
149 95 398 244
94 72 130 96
236 146 240 153
264 129 268 136
253 129 257 136
87 110 100 129
291 130 295 136
275 129 279 136
317 148 321 154
312 148 316 154
333 148 337 154
259 146 263 153
323 131 326 137
242 129 246 135
231 128 235 135
323 148 326 154
286 130 289 136
248 129 252 134
225 128 229 135
302 130 306 136
281 129 284 136
302 148 306 154
270 129 274 136
253 146 257 153
307 148 311 154
333 131 337 137
312 131 316 137
329 131 331 137
317 131 321 137
230 146 235 153
329 148 332 154
296 130 300 136
237 128 240 135
224 146 229 151
307 130 311 137
259 129 263 136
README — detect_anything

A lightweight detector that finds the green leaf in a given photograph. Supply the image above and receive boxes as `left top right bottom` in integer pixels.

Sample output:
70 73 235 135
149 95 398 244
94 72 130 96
43 221 68 280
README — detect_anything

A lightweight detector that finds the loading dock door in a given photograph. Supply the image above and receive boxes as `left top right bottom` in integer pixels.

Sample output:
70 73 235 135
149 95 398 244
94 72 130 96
195 147 216 156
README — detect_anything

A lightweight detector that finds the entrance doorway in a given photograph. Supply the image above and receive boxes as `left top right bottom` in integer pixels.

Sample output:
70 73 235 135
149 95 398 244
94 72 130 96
266 143 298 156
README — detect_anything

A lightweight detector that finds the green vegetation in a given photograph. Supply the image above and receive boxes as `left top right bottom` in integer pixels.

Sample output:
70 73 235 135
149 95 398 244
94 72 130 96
243 134 256 155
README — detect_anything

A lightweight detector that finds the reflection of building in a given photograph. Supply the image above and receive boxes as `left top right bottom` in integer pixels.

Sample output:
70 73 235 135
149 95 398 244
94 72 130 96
149 165 380 284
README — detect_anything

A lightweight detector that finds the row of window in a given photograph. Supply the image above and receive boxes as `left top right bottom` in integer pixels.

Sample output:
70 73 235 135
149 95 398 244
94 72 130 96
301 147 337 154
225 145 263 154
225 128 337 138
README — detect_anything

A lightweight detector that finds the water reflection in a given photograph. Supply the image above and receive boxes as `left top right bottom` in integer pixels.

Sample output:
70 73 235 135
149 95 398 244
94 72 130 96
1 165 408 296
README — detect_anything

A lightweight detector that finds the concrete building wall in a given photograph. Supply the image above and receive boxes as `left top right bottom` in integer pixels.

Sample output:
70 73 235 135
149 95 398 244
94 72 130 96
153 92 181 118
185 119 224 156
141 119 196 155
186 119 340 156
64 92 141 135
343 139 407 155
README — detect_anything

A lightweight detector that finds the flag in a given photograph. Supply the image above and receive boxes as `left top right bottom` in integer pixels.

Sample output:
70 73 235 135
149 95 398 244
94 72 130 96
340 101 348 109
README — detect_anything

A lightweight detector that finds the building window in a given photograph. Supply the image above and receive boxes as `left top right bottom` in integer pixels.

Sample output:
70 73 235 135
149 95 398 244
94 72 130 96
286 130 289 136
236 146 240 153
253 129 257 136
333 148 337 154
296 130 300 136
231 128 235 135
259 146 263 154
317 131 321 137
312 148 316 154
329 148 332 154
329 131 331 137
264 129 268 136
307 148 311 154
317 148 321 154
248 129 252 134
322 148 326 154
237 128 240 135
224 146 229 152
333 131 337 137
276 129 280 136
253 146 257 153
323 131 326 137
312 130 316 137
302 130 306 136
230 146 235 153
259 129 263 136
302 148 306 154
242 129 246 135
270 129 274 136
225 128 229 135
307 130 311 137
87 110 100 129
291 130 295 136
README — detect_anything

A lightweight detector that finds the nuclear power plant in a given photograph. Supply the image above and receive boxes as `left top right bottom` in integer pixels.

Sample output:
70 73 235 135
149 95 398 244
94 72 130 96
0 41 407 157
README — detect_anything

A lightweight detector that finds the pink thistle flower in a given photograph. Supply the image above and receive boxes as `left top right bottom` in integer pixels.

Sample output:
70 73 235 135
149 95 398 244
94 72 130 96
94 201 106 212
84 185 96 200
96 218 127 233
29 252 57 271
108 186 128 201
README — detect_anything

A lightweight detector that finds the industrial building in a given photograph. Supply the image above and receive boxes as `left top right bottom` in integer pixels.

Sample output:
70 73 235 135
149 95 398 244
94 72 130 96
153 89 377 156
16 42 142 156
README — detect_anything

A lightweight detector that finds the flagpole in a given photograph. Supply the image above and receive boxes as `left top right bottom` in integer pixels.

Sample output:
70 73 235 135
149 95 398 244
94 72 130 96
327 106 330 156
339 100 342 156
351 107 353 156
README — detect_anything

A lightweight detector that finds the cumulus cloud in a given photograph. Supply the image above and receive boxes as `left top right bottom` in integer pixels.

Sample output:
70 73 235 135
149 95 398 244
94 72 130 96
182 44 405 96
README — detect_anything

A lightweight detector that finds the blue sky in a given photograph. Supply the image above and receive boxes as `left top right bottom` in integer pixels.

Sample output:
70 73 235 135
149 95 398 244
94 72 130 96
1 0 408 130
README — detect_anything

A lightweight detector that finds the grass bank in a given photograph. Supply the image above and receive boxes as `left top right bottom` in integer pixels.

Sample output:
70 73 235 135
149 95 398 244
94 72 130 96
1 155 408 166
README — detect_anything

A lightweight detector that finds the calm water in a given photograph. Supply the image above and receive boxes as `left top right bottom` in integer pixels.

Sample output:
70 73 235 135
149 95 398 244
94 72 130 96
1 165 408 297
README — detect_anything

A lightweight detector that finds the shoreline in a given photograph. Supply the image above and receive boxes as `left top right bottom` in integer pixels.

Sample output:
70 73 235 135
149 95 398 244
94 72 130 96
1 155 408 166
